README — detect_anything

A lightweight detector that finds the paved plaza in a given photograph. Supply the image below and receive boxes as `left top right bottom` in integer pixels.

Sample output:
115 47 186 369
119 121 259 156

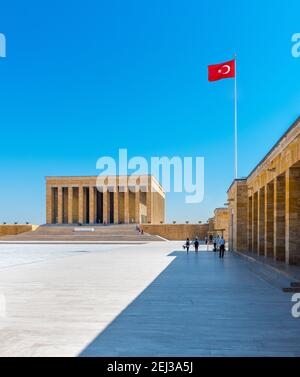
0 242 299 357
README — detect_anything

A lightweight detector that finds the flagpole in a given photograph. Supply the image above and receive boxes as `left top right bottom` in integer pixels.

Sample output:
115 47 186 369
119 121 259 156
234 53 238 179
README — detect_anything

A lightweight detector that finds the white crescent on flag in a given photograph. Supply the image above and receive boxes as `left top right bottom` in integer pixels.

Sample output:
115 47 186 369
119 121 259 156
218 65 231 74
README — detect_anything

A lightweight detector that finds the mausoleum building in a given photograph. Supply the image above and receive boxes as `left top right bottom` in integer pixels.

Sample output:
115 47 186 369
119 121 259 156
46 175 165 225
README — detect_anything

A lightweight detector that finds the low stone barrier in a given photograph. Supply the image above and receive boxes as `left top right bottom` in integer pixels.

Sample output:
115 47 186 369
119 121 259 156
0 224 38 238
141 224 209 241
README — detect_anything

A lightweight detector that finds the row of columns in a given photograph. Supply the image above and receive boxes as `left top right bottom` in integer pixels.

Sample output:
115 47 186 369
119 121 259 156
47 186 151 225
248 166 300 265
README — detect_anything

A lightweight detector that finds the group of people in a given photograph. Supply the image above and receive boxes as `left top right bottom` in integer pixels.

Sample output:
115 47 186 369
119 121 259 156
213 235 226 258
136 225 144 235
183 235 226 258
183 237 200 253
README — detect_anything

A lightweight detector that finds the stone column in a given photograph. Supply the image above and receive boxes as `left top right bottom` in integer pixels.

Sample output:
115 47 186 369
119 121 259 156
274 174 285 261
146 191 152 224
89 186 95 224
103 190 108 224
247 196 253 251
68 187 73 224
227 179 248 252
46 184 52 224
251 194 255 252
124 189 129 224
57 186 63 224
228 208 234 251
114 188 119 224
135 189 140 224
258 188 265 256
285 167 300 265
265 182 274 258
78 186 84 223
146 176 152 224
236 180 248 252
252 192 258 253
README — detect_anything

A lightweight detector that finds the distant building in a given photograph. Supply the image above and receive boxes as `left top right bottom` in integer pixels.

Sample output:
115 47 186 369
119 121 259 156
213 208 229 240
46 175 165 225
227 117 300 265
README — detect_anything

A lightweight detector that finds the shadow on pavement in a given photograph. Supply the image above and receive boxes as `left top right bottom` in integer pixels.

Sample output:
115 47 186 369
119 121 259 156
79 250 300 357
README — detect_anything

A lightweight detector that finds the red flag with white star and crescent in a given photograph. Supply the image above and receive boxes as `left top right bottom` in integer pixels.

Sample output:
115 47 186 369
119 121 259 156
208 59 235 82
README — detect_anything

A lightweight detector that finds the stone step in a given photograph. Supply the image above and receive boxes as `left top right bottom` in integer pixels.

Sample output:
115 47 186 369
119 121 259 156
282 287 300 293
0 223 163 242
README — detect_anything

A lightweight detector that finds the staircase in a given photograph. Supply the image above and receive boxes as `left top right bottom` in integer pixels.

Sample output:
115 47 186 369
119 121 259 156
0 224 163 242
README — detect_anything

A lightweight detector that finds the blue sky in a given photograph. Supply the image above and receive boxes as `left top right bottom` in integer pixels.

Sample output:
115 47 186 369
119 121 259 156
0 0 300 224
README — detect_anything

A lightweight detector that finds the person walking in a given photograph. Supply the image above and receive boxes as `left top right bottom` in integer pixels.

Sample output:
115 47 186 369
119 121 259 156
213 236 217 252
194 237 199 253
219 237 225 259
185 238 190 253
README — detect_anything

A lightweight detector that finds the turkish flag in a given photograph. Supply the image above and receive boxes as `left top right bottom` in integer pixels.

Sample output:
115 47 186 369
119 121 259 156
208 59 235 82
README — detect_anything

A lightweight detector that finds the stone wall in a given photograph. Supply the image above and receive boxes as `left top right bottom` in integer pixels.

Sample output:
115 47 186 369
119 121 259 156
228 179 248 252
213 208 229 240
141 224 209 241
151 191 165 224
0 224 38 238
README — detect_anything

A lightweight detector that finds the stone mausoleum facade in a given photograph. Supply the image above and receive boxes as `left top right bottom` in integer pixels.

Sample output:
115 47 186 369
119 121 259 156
46 175 165 225
228 116 300 265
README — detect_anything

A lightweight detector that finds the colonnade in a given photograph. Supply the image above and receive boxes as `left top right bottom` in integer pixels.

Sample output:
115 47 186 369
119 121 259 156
247 166 300 265
46 185 150 225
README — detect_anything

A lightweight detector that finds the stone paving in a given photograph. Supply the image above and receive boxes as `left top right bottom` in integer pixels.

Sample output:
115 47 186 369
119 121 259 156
0 242 299 357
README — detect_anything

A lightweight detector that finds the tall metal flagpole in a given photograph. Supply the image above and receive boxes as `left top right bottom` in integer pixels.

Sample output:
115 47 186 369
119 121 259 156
234 53 238 179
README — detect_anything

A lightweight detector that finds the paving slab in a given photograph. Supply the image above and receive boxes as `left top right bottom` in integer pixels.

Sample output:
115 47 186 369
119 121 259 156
0 243 299 357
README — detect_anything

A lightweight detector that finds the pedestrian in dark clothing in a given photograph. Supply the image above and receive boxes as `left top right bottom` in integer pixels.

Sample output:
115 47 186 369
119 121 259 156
219 237 225 259
185 238 190 253
194 237 199 253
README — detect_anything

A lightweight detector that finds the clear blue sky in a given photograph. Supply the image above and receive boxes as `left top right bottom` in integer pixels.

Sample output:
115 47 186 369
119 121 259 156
0 0 300 224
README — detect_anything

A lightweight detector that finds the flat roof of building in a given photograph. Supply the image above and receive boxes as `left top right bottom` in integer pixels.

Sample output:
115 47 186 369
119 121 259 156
227 178 247 193
45 174 165 193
